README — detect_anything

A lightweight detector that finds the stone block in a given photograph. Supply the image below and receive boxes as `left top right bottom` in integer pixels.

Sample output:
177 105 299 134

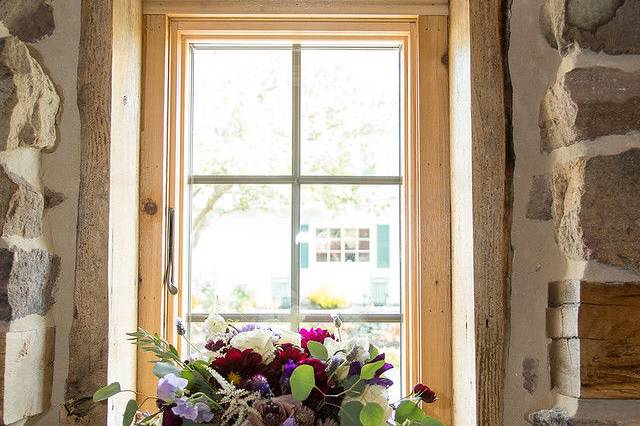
547 280 640 399
0 247 60 321
0 36 59 151
526 175 553 220
0 326 55 424
552 149 640 272
540 67 640 151
3 182 44 238
0 0 54 43
541 0 640 55
0 166 18 236
528 408 619 425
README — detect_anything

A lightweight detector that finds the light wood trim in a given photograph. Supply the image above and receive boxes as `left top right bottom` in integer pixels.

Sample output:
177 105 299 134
415 15 452 424
138 14 169 404
143 1 449 16
139 15 452 423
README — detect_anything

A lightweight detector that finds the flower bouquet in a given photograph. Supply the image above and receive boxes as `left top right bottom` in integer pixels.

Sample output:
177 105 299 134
94 314 443 426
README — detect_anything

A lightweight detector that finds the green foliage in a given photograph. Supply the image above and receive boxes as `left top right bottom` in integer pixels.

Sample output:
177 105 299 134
127 329 182 365
360 402 385 426
93 382 121 402
290 364 316 401
153 362 181 378
368 344 379 361
360 360 385 380
123 399 138 426
339 400 364 426
420 417 445 426
307 341 329 360
395 400 425 423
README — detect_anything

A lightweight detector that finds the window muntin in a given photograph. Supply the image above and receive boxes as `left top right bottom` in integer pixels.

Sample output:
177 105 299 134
185 42 404 398
315 227 370 263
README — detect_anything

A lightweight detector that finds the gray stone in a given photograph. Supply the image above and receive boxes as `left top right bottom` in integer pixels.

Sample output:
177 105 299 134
528 408 619 426
540 67 640 151
0 0 54 43
526 175 553 220
3 182 44 238
541 0 640 55
0 36 59 151
552 149 640 272
0 247 60 320
522 357 539 394
43 186 65 209
0 164 18 231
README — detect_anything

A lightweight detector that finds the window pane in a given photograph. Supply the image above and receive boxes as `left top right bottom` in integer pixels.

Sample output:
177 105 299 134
300 322 401 401
301 48 400 176
300 185 400 313
191 48 292 175
190 184 291 313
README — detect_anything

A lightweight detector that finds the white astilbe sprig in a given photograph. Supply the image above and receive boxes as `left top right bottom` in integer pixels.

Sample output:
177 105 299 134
207 367 261 426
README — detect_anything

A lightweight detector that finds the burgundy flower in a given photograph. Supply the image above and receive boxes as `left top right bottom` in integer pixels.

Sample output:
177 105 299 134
210 348 266 386
266 343 309 394
162 407 183 426
413 383 437 403
298 328 334 350
297 358 329 399
205 339 225 352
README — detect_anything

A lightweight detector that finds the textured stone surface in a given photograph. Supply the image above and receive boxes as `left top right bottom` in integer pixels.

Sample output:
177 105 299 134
0 247 60 320
3 182 44 238
541 0 640 55
0 0 54 42
528 408 618 425
0 165 18 233
526 175 553 220
523 358 539 394
43 185 65 209
540 67 640 151
0 36 59 151
0 327 55 424
552 149 640 271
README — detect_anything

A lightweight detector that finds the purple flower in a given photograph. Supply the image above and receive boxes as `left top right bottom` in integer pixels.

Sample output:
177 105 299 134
283 418 298 426
171 398 198 421
249 374 272 397
193 402 214 423
157 373 188 403
348 354 394 388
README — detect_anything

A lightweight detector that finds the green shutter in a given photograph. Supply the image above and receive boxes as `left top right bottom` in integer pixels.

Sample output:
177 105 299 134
377 224 390 268
300 224 309 269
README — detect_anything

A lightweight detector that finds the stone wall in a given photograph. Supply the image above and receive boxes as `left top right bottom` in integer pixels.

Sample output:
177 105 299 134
0 1 81 425
508 0 640 424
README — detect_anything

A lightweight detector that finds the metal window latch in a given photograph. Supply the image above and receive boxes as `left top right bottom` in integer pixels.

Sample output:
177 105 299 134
164 207 179 295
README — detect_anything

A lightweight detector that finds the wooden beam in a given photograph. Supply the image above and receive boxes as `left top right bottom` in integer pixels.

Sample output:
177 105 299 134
143 0 449 16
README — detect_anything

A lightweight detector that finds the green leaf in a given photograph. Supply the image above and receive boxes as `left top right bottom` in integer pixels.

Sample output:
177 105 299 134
290 364 316 401
153 362 180 378
360 360 385 380
93 382 121 402
339 400 364 426
395 400 425 423
368 344 379 361
122 399 138 426
360 402 385 426
307 341 329 360
420 416 445 426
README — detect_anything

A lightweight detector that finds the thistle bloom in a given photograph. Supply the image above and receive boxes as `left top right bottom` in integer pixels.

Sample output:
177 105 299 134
413 383 437 403
175 318 186 336
157 373 188 403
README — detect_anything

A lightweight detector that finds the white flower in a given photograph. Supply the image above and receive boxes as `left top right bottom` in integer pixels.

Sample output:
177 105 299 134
277 329 302 347
342 384 392 420
229 328 277 363
324 336 370 363
204 313 227 339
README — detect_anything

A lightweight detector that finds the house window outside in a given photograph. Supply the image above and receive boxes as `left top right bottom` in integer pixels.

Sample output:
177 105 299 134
185 41 404 398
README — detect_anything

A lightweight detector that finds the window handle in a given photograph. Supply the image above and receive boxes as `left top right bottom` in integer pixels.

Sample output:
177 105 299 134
164 207 178 295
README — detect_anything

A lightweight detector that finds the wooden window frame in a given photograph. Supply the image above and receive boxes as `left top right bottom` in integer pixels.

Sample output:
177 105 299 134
139 14 451 424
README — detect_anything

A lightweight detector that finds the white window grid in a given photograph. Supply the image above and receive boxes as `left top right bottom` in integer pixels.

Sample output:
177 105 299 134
315 227 370 263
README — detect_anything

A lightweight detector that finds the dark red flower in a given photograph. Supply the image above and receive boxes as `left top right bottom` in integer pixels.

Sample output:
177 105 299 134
162 407 183 426
299 328 334 350
413 383 437 403
211 348 266 386
298 358 330 399
205 339 225 352
266 344 309 394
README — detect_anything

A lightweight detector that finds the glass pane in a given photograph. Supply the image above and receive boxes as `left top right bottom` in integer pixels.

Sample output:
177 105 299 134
300 322 402 402
190 184 291 313
191 48 292 175
301 48 401 176
300 185 400 313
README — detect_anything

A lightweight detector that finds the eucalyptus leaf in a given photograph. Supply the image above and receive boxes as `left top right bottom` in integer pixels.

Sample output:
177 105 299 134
420 416 445 426
368 344 379 361
307 341 329 360
394 400 425 423
93 382 121 402
152 362 180 378
360 402 385 426
360 360 385 380
290 364 316 401
122 399 138 426
339 400 364 426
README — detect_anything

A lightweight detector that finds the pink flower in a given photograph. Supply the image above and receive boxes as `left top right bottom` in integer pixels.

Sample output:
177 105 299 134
298 328 334 350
